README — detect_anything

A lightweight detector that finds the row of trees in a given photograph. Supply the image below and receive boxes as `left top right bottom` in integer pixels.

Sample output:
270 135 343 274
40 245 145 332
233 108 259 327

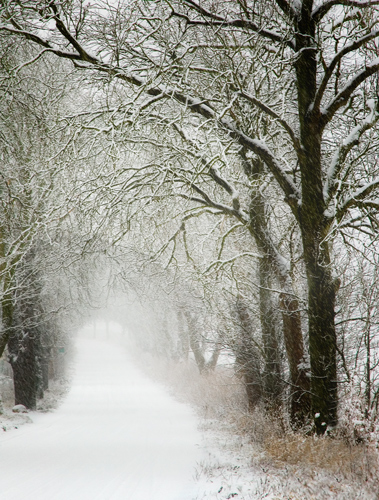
0 38 101 409
0 0 378 436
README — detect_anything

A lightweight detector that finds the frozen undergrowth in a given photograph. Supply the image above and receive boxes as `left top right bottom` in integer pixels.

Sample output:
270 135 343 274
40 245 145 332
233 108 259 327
0 377 70 432
137 352 379 500
194 417 378 500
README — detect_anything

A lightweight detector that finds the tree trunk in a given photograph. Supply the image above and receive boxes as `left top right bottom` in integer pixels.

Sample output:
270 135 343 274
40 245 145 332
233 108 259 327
8 330 39 410
294 4 338 433
184 310 206 373
0 287 13 359
244 155 311 425
234 296 263 409
305 244 338 433
279 290 311 426
183 309 222 374
259 257 283 410
205 331 223 372
0 245 15 358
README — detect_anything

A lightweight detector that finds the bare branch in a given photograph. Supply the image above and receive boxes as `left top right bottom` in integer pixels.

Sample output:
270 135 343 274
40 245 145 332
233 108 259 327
238 89 301 154
50 2 99 64
1 1 300 218
324 107 379 207
313 29 379 114
170 0 295 49
321 58 379 127
337 176 379 219
313 0 379 23
0 26 84 61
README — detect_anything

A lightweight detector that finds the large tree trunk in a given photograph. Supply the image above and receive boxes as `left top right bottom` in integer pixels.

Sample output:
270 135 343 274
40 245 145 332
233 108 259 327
303 239 338 433
6 273 45 410
295 4 338 433
0 234 15 358
279 290 311 426
8 330 39 410
0 286 13 359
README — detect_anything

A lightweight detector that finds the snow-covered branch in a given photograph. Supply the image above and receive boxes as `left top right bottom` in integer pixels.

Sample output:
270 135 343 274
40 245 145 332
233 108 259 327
313 30 379 114
1 2 301 220
170 122 243 207
238 89 301 154
171 0 295 49
313 0 379 23
50 2 98 65
177 181 249 223
324 100 379 206
337 177 379 219
321 58 379 127
205 252 262 274
0 25 84 62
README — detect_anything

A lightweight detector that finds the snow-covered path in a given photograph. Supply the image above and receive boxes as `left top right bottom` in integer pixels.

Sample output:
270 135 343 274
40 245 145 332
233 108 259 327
0 336 203 500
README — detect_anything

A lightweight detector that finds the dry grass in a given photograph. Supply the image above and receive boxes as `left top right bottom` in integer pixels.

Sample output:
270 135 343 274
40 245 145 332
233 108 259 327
265 432 378 479
134 351 379 497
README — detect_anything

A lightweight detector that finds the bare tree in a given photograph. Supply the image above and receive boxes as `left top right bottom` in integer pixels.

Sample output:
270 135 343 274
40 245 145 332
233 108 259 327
1 0 379 433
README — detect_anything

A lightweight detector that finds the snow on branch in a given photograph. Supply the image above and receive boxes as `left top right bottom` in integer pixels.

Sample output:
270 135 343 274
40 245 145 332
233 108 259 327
0 25 84 62
216 222 245 261
171 122 242 206
313 0 379 23
49 2 98 65
171 0 295 49
171 105 301 220
10 48 52 75
313 30 379 115
218 118 301 217
205 252 262 274
337 176 379 219
238 89 301 154
324 99 379 207
1 1 300 219
321 58 379 127
176 179 249 223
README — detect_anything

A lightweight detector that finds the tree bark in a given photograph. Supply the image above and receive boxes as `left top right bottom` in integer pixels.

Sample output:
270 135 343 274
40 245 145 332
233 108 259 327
245 155 311 425
8 329 39 410
304 242 338 432
295 4 338 432
258 257 283 410
234 296 263 409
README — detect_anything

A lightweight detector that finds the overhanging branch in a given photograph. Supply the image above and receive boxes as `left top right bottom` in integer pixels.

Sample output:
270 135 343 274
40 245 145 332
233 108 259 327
313 0 379 23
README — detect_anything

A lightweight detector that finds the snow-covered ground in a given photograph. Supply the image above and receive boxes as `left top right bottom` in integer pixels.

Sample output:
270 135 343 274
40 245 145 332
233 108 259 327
1 331 377 500
0 335 204 500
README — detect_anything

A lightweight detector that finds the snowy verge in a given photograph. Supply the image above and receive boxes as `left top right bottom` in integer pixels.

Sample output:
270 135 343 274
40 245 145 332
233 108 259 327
0 408 33 433
194 417 379 500
0 377 70 433
134 352 379 500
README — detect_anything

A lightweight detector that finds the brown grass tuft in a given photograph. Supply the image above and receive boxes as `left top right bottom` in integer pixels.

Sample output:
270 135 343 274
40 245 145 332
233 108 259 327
265 432 378 480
